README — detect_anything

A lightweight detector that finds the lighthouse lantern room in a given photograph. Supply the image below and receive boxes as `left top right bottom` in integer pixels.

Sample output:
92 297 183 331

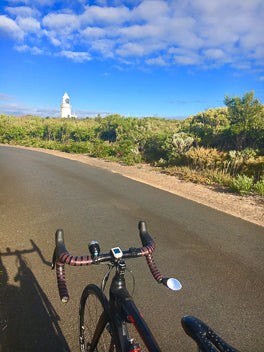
61 92 71 118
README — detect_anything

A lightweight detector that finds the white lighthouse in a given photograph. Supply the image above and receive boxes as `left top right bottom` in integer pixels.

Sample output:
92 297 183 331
60 92 71 118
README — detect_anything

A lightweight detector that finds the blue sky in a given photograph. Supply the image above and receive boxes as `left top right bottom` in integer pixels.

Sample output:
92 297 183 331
0 0 264 119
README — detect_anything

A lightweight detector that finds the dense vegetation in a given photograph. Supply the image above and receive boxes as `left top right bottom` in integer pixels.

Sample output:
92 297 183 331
1 91 264 196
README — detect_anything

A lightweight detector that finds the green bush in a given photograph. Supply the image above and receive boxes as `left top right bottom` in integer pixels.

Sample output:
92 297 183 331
253 179 264 196
230 175 254 195
142 134 166 163
90 141 116 158
59 141 92 154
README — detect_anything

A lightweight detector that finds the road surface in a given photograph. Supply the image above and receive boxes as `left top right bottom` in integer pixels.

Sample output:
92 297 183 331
0 146 263 351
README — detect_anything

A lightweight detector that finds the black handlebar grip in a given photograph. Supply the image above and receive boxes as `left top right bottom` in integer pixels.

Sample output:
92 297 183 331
138 221 153 247
55 229 69 303
55 229 68 257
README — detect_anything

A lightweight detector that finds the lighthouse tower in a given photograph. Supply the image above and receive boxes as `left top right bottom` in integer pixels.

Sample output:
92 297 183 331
61 92 71 118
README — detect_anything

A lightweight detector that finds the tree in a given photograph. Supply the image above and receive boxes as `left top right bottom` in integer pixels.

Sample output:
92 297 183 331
224 91 264 150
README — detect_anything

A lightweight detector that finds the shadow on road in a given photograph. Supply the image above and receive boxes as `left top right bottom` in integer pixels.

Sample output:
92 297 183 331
0 241 70 352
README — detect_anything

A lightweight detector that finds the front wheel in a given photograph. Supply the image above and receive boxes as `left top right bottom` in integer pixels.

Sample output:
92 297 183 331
79 284 115 352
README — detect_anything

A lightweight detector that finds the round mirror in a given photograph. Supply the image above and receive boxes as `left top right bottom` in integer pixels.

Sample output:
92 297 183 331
165 278 182 291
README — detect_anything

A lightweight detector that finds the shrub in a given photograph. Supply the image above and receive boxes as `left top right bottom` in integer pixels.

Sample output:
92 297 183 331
184 147 224 171
242 156 264 180
90 141 116 158
253 179 264 196
162 132 194 165
142 134 166 163
202 169 233 187
162 166 213 184
230 175 254 196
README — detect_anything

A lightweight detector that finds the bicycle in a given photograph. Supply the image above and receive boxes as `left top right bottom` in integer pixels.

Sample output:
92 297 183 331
52 220 240 352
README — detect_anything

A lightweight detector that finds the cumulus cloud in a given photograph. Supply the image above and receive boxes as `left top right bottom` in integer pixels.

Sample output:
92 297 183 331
169 47 201 66
5 6 41 18
15 44 43 54
131 0 169 23
81 5 130 25
145 56 167 66
1 0 264 70
90 39 115 58
43 29 61 46
0 15 24 40
16 16 41 34
174 54 199 66
42 13 80 33
120 24 163 40
7 0 55 6
60 50 91 62
203 49 231 66
81 26 106 39
116 42 145 57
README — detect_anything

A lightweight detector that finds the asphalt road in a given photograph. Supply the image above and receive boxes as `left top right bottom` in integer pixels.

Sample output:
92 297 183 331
0 146 263 352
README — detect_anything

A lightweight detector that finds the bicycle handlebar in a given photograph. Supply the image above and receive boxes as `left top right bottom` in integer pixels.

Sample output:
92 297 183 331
52 221 165 303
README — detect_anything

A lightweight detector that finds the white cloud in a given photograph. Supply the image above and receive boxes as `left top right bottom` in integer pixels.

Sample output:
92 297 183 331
116 42 145 57
16 16 41 34
43 29 61 46
120 24 162 39
81 26 106 39
0 96 112 118
0 15 24 40
253 46 264 62
14 44 43 54
81 5 130 25
0 93 13 102
5 6 41 18
6 0 55 6
203 49 229 61
2 0 264 69
169 47 202 66
131 0 169 23
42 13 81 48
60 50 91 62
174 55 200 66
42 13 80 33
145 56 167 66
90 39 115 58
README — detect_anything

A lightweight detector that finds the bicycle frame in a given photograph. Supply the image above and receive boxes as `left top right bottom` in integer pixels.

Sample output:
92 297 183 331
53 222 241 352
96 259 161 352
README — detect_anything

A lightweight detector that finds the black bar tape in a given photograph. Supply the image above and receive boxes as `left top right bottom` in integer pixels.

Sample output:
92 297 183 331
146 254 163 283
56 262 69 303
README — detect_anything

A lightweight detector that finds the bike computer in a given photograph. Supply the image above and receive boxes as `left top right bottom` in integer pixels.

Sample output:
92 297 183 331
111 247 123 259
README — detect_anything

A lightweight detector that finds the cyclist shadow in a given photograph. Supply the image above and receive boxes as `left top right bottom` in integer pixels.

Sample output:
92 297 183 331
0 241 70 352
